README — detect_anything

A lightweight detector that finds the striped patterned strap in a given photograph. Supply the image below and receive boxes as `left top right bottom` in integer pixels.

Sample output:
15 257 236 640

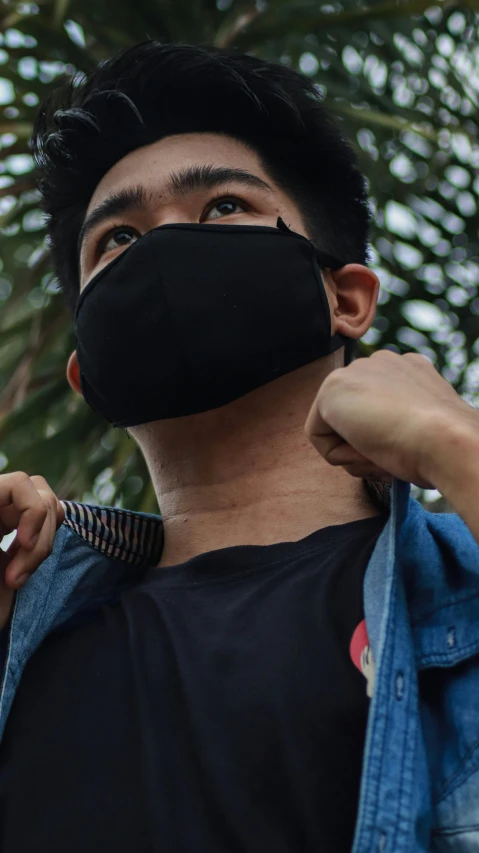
60 501 164 568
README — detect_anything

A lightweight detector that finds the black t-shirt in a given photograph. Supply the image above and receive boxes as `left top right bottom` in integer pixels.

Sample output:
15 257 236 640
0 514 386 853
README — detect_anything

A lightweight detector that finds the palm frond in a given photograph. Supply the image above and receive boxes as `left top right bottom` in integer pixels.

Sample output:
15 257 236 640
0 0 478 512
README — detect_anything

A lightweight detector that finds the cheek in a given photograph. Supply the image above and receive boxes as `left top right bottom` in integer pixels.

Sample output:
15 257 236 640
322 279 333 307
80 247 129 289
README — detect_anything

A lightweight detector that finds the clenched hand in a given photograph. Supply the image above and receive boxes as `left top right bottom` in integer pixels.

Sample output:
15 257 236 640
0 472 64 629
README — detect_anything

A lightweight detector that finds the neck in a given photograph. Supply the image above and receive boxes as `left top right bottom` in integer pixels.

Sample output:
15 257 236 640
132 359 381 568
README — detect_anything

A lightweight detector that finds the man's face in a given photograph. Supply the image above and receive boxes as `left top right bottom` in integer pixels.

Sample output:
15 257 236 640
67 130 348 398
78 132 309 291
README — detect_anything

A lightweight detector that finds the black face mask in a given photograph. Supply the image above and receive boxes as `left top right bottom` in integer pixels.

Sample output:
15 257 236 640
74 220 349 427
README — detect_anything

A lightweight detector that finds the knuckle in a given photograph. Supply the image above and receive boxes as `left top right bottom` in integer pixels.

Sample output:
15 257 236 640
371 349 394 361
39 491 57 513
33 504 48 524
30 475 49 489
320 372 338 394
405 352 428 364
12 471 30 485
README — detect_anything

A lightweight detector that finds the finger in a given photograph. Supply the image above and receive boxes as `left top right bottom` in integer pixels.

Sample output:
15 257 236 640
1 535 21 562
308 429 367 468
15 484 57 552
324 442 434 488
307 429 347 465
338 463 393 483
5 507 55 589
305 395 332 441
319 442 369 467
1 536 21 589
0 517 13 540
0 472 48 550
0 554 15 629
307 435 394 482
5 487 57 589
305 397 347 463
30 476 64 528
336 459 433 489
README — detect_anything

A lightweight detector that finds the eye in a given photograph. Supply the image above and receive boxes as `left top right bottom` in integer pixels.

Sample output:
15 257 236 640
203 197 247 221
97 226 140 257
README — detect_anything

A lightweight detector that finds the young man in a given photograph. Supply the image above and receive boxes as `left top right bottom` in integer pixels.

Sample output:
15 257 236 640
1 42 479 852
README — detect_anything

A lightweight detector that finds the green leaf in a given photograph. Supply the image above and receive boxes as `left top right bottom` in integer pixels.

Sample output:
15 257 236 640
1 0 478 513
232 0 461 47
0 122 33 137
53 0 71 27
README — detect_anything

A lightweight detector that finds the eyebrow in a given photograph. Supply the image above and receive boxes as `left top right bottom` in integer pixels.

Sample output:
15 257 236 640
78 165 273 255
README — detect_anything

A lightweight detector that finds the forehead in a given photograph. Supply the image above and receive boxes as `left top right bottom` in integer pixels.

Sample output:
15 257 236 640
86 132 266 215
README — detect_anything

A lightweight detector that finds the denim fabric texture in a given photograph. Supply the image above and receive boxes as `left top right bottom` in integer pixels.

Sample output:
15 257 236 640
1 477 479 850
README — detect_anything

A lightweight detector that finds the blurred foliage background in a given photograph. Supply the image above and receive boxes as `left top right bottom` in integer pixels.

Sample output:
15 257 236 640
0 0 478 513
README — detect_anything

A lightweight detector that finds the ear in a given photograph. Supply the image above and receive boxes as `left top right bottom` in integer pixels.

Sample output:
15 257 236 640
324 264 380 340
66 351 82 395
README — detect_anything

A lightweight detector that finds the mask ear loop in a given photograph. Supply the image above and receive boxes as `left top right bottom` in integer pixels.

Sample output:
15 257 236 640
276 218 345 270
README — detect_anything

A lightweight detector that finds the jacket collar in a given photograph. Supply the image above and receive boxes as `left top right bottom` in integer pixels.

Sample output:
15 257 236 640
60 480 391 569
60 500 164 568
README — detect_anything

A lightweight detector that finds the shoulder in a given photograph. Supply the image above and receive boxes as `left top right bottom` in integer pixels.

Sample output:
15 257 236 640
400 498 479 631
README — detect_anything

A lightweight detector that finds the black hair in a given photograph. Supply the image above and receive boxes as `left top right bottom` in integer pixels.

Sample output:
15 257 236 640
32 41 371 364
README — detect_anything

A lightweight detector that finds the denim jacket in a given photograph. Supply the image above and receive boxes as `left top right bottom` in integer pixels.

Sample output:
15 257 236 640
1 477 479 851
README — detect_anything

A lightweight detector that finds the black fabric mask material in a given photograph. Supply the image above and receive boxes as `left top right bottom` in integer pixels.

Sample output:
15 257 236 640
74 222 349 427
